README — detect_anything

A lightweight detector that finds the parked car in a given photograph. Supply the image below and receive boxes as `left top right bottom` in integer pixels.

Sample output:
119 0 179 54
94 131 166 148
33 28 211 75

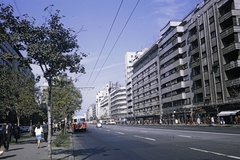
20 126 30 132
96 123 102 128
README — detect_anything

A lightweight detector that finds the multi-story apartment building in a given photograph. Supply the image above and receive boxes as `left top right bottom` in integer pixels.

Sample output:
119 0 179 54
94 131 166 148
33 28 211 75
125 51 144 120
94 82 124 120
132 41 160 124
127 0 240 124
95 84 110 119
110 86 127 122
158 20 193 123
158 0 240 124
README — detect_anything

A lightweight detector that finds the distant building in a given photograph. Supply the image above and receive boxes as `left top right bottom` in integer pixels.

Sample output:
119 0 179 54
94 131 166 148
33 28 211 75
124 50 145 120
131 41 160 123
110 86 127 122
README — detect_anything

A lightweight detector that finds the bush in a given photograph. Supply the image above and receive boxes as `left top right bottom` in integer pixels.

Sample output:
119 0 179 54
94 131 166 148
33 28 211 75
53 132 69 147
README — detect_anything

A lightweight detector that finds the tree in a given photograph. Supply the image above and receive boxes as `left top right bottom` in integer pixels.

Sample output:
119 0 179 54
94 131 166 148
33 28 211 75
42 74 82 133
0 65 39 124
0 4 87 159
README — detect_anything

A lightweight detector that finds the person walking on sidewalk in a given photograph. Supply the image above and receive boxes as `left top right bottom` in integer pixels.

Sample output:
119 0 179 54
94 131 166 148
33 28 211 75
34 122 43 148
2 120 12 152
13 123 20 143
42 121 48 142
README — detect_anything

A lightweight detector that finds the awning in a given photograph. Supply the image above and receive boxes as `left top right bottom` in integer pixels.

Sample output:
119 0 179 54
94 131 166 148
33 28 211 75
217 110 240 117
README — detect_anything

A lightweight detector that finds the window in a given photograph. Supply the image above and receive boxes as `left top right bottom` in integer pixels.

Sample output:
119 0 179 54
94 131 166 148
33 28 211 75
205 80 209 86
217 92 222 99
202 51 206 58
215 76 221 83
185 87 190 93
199 24 204 31
201 38 205 44
203 65 208 72
212 45 217 53
209 16 214 24
183 75 189 81
211 31 216 38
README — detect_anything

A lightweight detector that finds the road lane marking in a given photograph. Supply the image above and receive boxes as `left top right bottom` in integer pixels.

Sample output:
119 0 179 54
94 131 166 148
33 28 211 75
134 135 156 141
178 135 192 138
116 132 124 134
140 131 148 133
144 137 156 141
106 130 110 132
189 147 240 159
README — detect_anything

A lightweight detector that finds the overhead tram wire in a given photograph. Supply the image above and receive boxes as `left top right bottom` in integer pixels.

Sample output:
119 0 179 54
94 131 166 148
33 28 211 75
90 0 140 88
82 0 124 96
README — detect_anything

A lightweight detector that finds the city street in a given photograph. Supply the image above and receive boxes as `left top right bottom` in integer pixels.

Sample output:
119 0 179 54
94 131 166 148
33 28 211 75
72 124 240 160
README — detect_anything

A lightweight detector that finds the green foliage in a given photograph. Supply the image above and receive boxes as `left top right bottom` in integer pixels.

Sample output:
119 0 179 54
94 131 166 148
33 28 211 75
53 132 70 147
0 65 40 122
0 4 87 158
42 74 82 122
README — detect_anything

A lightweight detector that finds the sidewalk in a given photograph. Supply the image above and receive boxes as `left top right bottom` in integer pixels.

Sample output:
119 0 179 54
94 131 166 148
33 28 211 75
0 131 73 160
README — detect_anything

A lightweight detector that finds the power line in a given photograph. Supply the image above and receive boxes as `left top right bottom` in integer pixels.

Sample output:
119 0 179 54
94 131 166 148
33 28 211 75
13 0 23 19
90 0 140 87
83 0 124 95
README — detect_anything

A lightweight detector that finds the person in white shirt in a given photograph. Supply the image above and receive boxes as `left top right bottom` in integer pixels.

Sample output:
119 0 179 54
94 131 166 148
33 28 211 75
34 122 43 148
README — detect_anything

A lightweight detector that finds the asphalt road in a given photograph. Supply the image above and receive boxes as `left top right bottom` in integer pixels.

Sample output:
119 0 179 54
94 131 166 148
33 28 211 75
72 124 240 160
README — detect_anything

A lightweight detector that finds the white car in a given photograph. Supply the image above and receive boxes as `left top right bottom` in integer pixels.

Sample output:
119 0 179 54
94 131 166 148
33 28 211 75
96 123 102 128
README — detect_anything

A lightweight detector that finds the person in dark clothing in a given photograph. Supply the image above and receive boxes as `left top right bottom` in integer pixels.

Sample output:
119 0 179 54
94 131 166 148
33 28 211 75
13 124 20 143
2 121 12 151
42 121 48 142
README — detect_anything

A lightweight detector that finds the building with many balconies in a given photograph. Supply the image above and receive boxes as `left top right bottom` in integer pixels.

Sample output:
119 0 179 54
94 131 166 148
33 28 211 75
158 0 240 124
132 41 160 123
124 51 145 121
110 86 127 123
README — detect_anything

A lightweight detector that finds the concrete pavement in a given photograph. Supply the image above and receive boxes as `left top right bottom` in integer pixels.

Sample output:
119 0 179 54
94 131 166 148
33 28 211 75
0 131 74 160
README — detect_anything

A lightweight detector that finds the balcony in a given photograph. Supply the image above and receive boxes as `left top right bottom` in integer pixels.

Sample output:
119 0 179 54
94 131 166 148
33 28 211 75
160 48 183 64
226 78 240 87
172 37 182 46
188 34 198 43
192 74 201 81
193 87 203 94
219 10 240 24
191 59 200 68
222 43 240 55
190 47 199 56
224 60 240 71
220 26 240 39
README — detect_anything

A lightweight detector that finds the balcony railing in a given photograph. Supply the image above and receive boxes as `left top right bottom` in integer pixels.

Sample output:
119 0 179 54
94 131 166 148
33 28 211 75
224 60 240 71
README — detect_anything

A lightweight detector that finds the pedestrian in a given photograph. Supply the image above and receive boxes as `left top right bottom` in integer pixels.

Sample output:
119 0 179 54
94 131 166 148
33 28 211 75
13 124 20 143
34 122 43 148
2 120 12 152
0 130 3 156
211 117 214 124
220 117 225 125
42 121 48 142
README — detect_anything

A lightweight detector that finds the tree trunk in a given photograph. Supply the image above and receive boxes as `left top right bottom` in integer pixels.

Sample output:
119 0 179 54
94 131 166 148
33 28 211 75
17 115 20 126
47 78 53 160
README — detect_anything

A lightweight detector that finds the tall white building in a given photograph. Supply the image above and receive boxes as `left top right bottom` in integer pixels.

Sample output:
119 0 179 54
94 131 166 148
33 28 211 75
110 86 127 122
124 50 145 120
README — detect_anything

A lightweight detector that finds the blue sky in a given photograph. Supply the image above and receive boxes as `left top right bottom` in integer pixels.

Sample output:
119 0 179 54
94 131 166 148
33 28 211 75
2 0 202 115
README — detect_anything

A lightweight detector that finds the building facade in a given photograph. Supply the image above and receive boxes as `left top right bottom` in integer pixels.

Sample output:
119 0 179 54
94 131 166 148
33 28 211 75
129 0 240 124
110 86 127 122
124 51 144 120
132 41 160 124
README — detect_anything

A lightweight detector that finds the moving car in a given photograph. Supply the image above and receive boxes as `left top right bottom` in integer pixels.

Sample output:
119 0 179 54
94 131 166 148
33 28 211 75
96 123 102 128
